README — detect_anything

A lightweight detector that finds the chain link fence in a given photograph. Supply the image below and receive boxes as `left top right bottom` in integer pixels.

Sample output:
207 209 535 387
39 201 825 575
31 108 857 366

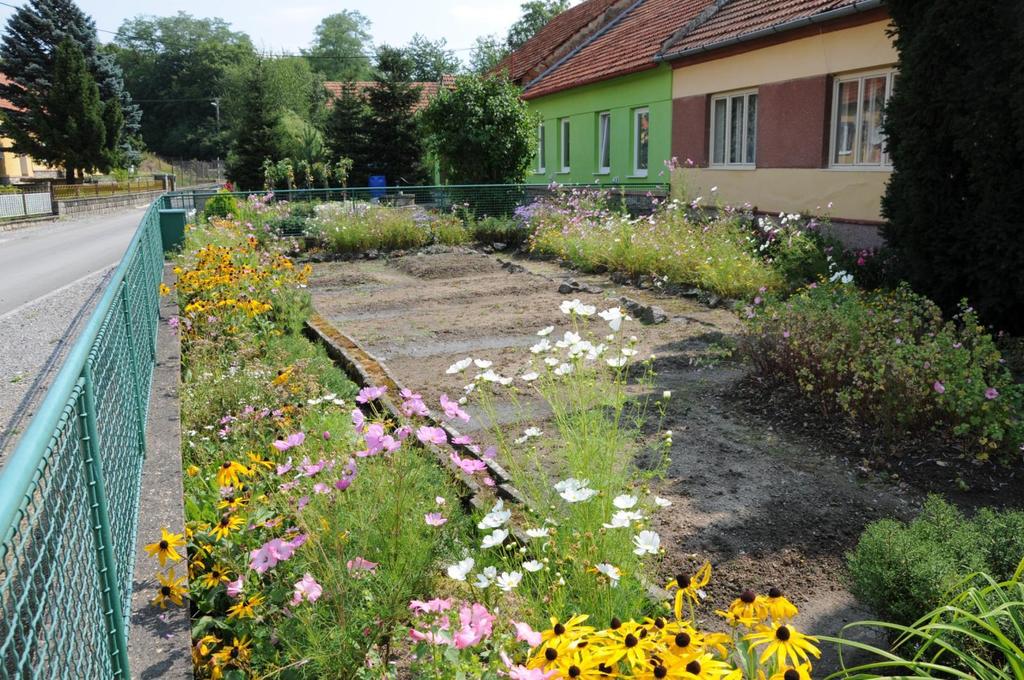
0 199 164 678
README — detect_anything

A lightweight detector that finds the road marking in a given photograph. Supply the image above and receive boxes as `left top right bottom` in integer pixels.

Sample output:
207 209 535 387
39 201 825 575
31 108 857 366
0 263 118 322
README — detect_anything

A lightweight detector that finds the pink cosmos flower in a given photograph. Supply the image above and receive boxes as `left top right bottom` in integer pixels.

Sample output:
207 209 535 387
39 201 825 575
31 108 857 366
334 476 354 491
453 434 474 445
323 431 331 441
291 573 323 605
351 408 366 433
273 432 306 452
453 603 495 649
483 476 496 487
440 394 470 422
409 598 452 614
167 316 180 331
394 425 413 440
425 513 447 527
347 556 378 577
416 426 448 446
449 451 487 475
249 534 306 574
482 446 497 460
226 576 244 598
297 495 310 510
512 621 542 647
359 423 401 457
933 381 946 394
276 457 293 476
400 388 430 418
313 482 331 495
356 385 387 404
985 387 999 400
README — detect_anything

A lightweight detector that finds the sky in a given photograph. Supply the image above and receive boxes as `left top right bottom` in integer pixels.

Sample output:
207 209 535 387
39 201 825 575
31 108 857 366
0 1 550 57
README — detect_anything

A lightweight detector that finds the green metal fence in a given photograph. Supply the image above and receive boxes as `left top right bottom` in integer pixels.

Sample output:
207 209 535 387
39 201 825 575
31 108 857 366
0 198 165 678
167 182 670 220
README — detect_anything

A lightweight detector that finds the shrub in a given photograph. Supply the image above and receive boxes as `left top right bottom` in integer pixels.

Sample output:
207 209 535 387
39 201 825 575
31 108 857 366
741 282 1024 460
202 191 239 221
430 213 470 246
266 214 310 237
470 215 529 247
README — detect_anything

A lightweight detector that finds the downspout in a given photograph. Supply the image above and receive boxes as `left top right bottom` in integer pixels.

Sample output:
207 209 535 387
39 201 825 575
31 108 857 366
655 0 885 63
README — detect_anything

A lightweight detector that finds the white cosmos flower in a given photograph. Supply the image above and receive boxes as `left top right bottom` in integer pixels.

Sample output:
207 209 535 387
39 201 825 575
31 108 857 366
560 486 597 503
553 363 573 376
479 369 508 384
576 304 596 316
654 496 673 508
481 528 509 549
613 494 638 509
525 528 549 539
560 299 582 315
567 339 593 358
530 339 551 354
537 326 554 336
447 557 475 581
633 530 661 556
495 571 523 592
474 359 493 369
544 357 560 367
520 372 539 382
621 348 638 357
602 511 632 529
478 500 511 529
446 357 473 374
594 563 621 587
598 307 625 331
555 478 590 493
522 560 544 572
555 330 581 348
464 382 476 394
606 357 627 368
474 565 498 588
585 343 607 361
514 427 543 444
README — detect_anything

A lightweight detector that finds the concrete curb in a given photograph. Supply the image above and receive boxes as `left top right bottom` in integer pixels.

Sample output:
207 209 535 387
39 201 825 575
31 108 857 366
128 264 192 679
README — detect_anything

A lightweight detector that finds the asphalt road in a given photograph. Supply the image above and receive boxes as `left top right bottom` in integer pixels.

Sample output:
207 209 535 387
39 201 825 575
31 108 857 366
0 207 147 317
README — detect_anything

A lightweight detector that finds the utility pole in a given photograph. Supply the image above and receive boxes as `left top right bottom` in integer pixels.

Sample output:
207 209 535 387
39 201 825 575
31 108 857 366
211 99 222 182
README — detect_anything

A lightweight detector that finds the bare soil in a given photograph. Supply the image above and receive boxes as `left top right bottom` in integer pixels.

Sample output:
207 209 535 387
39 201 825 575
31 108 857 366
309 249 1020 670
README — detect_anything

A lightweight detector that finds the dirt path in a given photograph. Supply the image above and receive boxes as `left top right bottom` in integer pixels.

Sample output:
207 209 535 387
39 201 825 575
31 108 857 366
310 250 914 668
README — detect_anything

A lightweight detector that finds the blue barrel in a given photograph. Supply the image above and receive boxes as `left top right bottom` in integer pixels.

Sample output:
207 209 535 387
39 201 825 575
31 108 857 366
369 175 386 201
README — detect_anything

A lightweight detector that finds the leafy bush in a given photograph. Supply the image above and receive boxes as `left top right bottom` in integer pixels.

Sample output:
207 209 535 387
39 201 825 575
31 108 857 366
203 191 239 221
742 282 1024 460
429 214 470 246
311 203 429 254
849 496 1024 626
266 214 310 237
470 215 529 247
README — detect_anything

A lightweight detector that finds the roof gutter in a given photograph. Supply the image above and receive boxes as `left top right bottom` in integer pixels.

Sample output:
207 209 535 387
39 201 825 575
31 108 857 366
655 0 885 63
524 0 649 96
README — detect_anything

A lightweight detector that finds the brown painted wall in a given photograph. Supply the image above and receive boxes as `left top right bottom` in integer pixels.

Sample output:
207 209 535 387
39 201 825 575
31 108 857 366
756 75 830 168
672 95 709 167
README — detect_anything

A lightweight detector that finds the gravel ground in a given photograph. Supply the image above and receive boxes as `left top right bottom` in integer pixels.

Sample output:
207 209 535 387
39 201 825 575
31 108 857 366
0 266 114 459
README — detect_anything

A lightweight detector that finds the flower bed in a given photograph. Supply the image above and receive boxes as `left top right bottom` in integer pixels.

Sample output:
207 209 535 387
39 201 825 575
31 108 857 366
146 215 837 678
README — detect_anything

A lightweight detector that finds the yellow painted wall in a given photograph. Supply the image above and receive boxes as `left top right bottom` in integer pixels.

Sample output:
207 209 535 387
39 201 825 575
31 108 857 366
0 136 58 181
678 167 890 222
672 20 896 97
672 19 896 222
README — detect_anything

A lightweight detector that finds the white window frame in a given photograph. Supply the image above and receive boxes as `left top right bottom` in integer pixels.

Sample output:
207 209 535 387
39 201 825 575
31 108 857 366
559 118 571 173
829 68 895 170
597 111 611 174
632 107 649 177
537 122 546 174
709 89 757 168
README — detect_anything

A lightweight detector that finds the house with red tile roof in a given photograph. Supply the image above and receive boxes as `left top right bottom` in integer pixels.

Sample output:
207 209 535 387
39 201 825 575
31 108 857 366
323 76 456 114
510 0 896 229
659 0 895 229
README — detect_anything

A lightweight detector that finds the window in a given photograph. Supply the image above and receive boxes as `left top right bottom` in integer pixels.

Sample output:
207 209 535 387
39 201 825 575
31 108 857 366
537 123 546 173
559 118 571 173
831 70 895 167
597 112 611 173
710 90 757 167
633 108 649 176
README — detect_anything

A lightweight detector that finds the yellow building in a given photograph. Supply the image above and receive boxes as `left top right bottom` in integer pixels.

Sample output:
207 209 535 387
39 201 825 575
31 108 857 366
661 0 894 231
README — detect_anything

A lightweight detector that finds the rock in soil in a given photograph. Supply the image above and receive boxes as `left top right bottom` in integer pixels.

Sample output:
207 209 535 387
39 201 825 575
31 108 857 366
620 296 668 324
558 279 604 295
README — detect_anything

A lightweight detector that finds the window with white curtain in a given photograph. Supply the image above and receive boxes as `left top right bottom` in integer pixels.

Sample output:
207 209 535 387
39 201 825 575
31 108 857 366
830 69 895 167
633 108 649 176
597 112 611 173
710 90 757 167
559 118 571 173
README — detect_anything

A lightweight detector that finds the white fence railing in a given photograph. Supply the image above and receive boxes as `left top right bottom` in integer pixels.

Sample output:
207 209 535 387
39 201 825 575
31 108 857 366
0 190 53 219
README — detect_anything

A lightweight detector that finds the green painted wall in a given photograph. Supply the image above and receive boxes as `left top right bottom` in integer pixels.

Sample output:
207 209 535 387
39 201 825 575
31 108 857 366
526 65 673 185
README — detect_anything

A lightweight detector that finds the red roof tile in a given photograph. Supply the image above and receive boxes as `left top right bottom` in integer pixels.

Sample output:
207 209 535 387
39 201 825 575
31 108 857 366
323 77 454 113
660 0 867 57
495 0 634 84
523 0 710 100
0 73 21 112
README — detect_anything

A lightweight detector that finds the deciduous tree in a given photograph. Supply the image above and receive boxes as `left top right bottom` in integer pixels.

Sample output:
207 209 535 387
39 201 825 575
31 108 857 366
303 11 373 82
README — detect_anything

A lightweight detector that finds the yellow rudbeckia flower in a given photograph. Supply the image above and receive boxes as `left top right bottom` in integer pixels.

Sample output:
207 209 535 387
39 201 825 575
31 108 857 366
152 569 187 608
144 528 185 566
